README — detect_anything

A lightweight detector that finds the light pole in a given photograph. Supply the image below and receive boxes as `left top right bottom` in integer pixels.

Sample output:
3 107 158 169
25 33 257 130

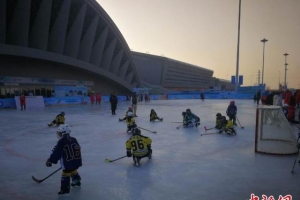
261 38 268 85
235 0 241 91
283 53 289 90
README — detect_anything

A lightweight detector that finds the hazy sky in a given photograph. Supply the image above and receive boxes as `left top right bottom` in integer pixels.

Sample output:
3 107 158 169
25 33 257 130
96 0 300 89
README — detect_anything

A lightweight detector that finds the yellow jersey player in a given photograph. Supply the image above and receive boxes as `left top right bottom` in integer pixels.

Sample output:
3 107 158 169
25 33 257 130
48 112 65 127
150 109 163 122
219 116 236 135
126 128 152 167
215 113 223 129
126 112 137 133
119 106 133 121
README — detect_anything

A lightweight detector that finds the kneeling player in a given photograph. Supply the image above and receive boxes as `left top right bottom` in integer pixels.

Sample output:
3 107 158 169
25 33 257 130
219 116 236 135
119 106 133 121
150 109 163 122
183 109 200 127
215 113 223 129
48 112 65 127
126 128 152 167
126 112 137 133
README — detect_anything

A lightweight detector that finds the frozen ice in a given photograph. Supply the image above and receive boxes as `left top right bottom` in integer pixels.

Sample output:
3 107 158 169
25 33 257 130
0 99 299 200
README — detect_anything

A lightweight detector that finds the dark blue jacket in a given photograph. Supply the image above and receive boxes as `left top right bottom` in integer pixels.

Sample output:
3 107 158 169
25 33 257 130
49 135 82 170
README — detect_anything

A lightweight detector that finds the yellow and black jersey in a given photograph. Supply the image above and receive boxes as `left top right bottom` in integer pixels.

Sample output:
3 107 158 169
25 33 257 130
126 117 135 127
150 112 158 120
222 119 233 130
216 116 222 127
126 135 152 157
55 115 65 124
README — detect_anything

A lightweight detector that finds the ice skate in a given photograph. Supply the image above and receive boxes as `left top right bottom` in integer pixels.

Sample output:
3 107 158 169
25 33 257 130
58 190 70 195
71 180 81 187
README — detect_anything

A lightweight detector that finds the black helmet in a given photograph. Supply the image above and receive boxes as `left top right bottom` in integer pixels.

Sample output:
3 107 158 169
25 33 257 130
132 128 141 135
216 113 222 117
182 112 186 116
186 109 191 113
60 112 65 116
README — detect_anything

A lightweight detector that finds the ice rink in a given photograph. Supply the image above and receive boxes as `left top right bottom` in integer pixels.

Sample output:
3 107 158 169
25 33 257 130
0 99 299 200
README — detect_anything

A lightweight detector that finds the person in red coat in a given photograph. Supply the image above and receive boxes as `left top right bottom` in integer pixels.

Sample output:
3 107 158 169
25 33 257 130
20 93 26 110
90 92 95 105
96 92 102 104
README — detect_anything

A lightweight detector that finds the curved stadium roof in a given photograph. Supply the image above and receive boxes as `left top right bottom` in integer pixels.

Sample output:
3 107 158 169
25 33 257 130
0 0 140 90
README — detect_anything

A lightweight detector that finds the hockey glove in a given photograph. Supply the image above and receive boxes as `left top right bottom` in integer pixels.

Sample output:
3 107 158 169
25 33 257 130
45 159 52 167
127 151 132 157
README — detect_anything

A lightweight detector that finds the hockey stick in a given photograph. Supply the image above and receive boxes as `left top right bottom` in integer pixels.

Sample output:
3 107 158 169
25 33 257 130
200 131 220 136
32 167 62 183
236 116 244 129
105 155 127 163
291 133 300 174
204 126 215 131
137 127 157 134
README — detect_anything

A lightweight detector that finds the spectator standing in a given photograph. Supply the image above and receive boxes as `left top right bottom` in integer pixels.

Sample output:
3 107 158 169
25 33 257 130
132 92 138 117
96 92 102 104
256 90 261 105
20 93 26 110
90 91 95 105
109 93 118 115
200 93 205 101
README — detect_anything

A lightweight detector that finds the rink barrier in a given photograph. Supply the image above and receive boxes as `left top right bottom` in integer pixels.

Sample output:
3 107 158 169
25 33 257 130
0 93 254 109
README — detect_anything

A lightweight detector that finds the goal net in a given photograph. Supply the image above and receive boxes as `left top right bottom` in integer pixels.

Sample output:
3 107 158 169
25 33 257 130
255 105 298 155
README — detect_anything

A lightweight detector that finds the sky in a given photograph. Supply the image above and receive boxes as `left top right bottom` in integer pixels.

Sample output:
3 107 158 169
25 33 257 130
96 0 300 90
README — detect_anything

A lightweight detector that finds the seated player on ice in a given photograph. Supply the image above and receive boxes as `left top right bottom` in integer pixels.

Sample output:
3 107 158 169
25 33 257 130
45 124 82 195
219 116 236 135
126 128 152 167
215 113 223 129
183 108 200 127
126 111 137 133
119 106 133 122
48 112 65 127
150 109 163 122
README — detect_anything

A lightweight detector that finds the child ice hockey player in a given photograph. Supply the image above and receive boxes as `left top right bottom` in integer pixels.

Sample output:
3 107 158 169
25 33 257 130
150 109 163 122
226 101 237 125
215 113 223 129
219 116 236 135
183 108 200 127
126 111 137 133
48 112 65 127
45 124 82 195
119 106 133 121
126 128 152 167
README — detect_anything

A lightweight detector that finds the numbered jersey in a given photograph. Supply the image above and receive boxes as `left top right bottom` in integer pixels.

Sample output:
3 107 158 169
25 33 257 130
126 135 152 157
49 136 82 170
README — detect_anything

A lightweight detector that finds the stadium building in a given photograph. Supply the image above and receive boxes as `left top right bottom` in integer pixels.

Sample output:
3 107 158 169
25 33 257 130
0 0 233 100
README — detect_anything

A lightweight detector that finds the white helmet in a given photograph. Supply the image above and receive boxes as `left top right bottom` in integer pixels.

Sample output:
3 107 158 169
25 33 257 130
57 124 71 139
127 112 133 117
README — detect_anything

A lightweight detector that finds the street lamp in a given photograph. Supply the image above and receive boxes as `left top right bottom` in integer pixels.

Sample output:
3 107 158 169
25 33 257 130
261 38 268 85
235 0 241 91
283 53 289 90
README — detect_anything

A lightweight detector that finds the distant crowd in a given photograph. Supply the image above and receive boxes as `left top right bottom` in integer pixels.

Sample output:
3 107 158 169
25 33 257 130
254 89 300 123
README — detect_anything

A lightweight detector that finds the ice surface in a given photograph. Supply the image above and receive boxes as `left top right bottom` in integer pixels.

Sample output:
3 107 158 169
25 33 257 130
0 99 299 200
